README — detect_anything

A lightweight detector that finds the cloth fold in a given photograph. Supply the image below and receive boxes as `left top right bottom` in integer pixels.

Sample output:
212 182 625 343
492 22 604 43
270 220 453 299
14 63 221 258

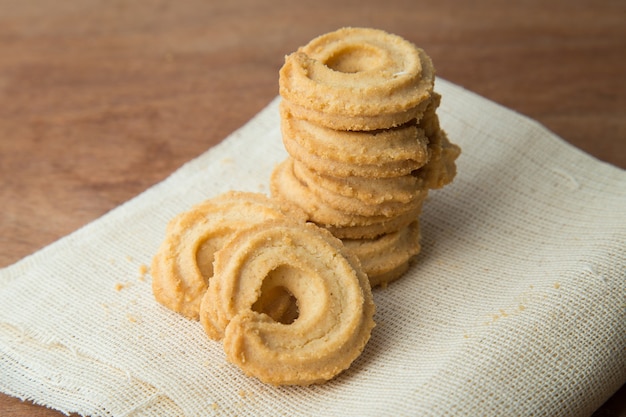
1 78 624 417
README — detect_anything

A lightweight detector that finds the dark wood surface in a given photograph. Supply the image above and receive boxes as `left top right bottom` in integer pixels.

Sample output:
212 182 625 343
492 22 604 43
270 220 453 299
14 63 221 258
1 0 624 415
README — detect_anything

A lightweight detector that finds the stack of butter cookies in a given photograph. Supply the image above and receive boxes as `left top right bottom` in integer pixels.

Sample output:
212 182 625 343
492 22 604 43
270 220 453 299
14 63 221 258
150 27 459 386
271 27 460 287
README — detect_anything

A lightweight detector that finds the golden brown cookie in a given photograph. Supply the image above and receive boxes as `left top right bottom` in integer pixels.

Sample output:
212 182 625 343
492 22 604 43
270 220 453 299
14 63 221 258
292 159 428 217
281 122 425 179
270 158 424 238
279 27 435 131
416 129 461 190
151 191 306 320
292 162 425 205
199 220 376 386
280 103 430 174
323 207 422 240
418 91 442 138
342 220 421 288
367 262 411 289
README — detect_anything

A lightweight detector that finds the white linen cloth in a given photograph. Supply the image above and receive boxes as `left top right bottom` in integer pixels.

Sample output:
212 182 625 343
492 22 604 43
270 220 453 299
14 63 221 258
1 78 624 417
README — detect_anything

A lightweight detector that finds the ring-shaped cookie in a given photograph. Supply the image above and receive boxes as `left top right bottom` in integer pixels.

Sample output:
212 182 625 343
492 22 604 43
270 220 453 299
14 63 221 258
270 158 424 238
292 161 425 205
199 220 375 386
292 159 427 217
283 132 423 178
343 220 421 288
151 191 306 320
279 27 435 130
281 104 430 166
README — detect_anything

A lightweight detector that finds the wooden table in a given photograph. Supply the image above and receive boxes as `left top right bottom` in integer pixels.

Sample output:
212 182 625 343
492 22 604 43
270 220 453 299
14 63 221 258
1 0 624 415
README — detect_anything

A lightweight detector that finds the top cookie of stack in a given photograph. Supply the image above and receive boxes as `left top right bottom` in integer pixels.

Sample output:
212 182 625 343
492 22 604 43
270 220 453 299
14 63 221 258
271 27 460 287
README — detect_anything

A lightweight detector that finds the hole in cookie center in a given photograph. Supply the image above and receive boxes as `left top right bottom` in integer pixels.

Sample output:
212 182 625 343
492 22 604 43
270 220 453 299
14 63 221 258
252 266 300 325
253 286 298 325
196 238 221 281
324 44 384 73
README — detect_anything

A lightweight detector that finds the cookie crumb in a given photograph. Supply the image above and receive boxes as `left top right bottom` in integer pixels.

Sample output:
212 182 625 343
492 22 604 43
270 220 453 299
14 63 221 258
138 264 149 281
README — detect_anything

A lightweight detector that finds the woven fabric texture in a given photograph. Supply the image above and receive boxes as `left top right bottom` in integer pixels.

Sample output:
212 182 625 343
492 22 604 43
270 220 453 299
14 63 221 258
1 79 624 417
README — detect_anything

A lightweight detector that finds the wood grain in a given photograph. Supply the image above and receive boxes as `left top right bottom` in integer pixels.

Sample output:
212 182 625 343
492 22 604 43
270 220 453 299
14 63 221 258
1 0 624 415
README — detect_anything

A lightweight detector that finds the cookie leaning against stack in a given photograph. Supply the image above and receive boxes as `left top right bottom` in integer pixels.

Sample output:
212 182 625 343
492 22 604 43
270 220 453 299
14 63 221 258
271 27 461 287
151 191 307 320
151 191 376 386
